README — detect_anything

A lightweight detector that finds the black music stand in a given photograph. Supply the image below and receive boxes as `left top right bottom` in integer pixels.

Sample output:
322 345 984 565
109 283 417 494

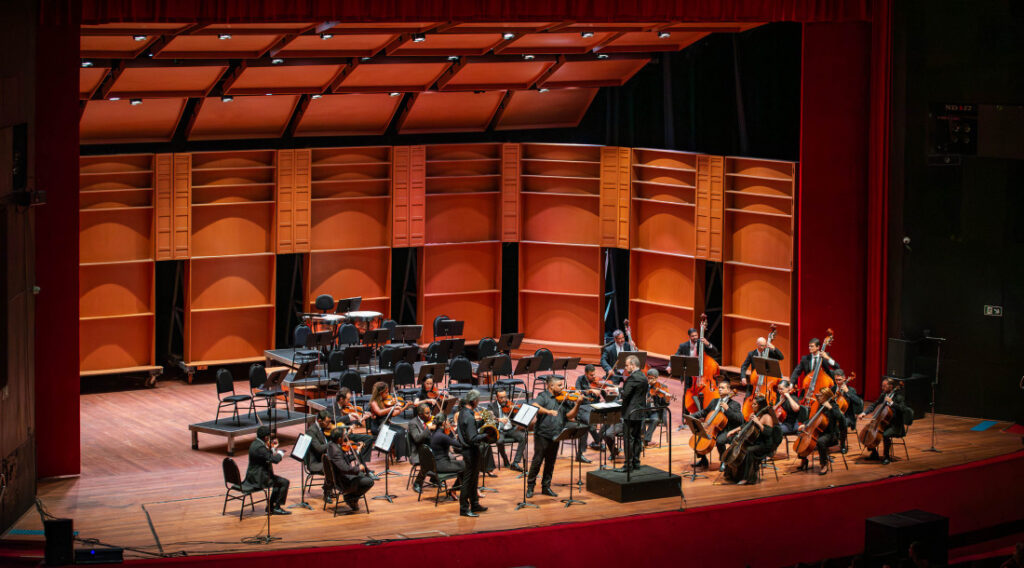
392 325 422 345
671 356 700 431
476 355 499 388
342 345 373 372
437 338 465 363
371 424 399 503
335 296 362 314
612 350 647 373
289 434 315 510
555 425 587 507
417 362 447 386
496 332 524 355
262 368 289 435
551 357 581 377
752 357 783 381
681 414 710 481
512 404 540 511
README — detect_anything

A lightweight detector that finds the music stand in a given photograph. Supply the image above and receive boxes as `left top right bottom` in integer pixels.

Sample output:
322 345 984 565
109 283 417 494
512 404 540 510
417 362 447 385
372 425 399 503
612 351 647 373
289 434 315 510
476 355 499 387
554 425 587 507
361 373 392 395
262 367 289 434
335 296 362 314
671 355 701 431
681 414 710 481
392 325 422 345
438 338 465 363
551 357 581 376
752 357 783 379
496 332 525 354
436 319 464 339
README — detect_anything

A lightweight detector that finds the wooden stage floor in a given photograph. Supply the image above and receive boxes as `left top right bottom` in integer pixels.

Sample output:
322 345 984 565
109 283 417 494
6 377 1021 560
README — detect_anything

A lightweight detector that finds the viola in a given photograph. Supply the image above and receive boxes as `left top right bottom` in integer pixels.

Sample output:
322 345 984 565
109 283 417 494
793 387 838 459
773 393 791 422
684 314 721 414
834 372 854 415
801 329 836 414
500 400 522 417
742 323 780 420
688 395 731 456
341 402 368 424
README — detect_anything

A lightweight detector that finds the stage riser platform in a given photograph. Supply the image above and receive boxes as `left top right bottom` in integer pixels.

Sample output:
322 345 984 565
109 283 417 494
586 466 683 503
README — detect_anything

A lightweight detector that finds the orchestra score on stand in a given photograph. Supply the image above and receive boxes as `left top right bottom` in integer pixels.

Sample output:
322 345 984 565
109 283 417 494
243 314 911 519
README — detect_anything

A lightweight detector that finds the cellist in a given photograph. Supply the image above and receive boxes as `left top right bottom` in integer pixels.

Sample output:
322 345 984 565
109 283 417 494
797 388 844 476
724 395 781 485
789 337 840 398
857 377 908 465
690 378 743 471
775 380 803 436
834 371 864 453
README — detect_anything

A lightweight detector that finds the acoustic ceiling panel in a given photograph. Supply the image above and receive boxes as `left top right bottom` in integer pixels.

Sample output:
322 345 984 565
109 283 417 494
497 32 616 55
495 88 598 130
333 62 451 92
441 61 554 91
540 59 649 88
447 22 556 33
324 22 439 33
399 91 506 133
81 22 192 35
388 33 504 56
80 98 186 144
277 34 396 58
189 95 300 140
81 35 157 58
227 65 345 95
80 67 109 99
109 66 227 98
294 93 403 137
597 31 710 53
157 35 281 59
199 23 314 34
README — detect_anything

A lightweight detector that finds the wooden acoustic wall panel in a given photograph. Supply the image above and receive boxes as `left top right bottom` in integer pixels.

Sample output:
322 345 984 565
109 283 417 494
311 199 390 249
600 146 630 249
391 145 425 247
154 153 192 260
501 143 521 241
186 307 276 363
190 150 276 258
188 256 275 310
695 154 725 262
721 155 796 371
419 242 501 340
154 154 174 260
494 88 599 131
519 241 602 354
306 249 391 315
294 94 402 137
80 98 186 145
276 149 311 254
425 143 502 244
80 317 155 373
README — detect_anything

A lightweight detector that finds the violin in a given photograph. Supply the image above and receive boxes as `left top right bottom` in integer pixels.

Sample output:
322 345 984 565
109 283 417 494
742 323 780 420
500 400 523 417
801 329 836 412
341 402 368 424
793 387 838 459
688 395 731 456
857 381 902 451
383 394 406 408
684 314 721 414
834 372 854 415
651 380 676 404
554 389 585 403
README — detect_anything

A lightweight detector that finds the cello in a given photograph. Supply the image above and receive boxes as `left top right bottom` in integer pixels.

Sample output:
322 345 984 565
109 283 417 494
684 314 720 414
688 395 732 456
857 380 901 451
742 323 780 420
723 404 771 482
793 387 838 459
800 329 836 415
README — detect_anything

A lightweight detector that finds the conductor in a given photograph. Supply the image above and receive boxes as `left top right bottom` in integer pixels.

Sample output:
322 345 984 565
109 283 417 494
616 355 649 472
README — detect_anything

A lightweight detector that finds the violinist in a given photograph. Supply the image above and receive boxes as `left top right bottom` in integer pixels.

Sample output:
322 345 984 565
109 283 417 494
690 378 743 471
834 371 863 453
789 337 839 395
414 375 444 411
305 411 333 488
857 377 908 465
724 396 781 485
576 364 614 454
487 389 527 472
600 330 635 383
617 355 649 472
408 404 436 493
326 426 375 511
428 413 466 489
456 391 491 517
333 388 374 467
775 380 803 436
643 369 669 447
797 388 844 475
368 382 410 460
527 377 583 498
244 426 290 515
739 336 784 388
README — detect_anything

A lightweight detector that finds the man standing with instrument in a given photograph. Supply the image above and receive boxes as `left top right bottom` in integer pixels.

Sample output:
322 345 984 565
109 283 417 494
790 336 840 398
739 335 784 387
618 355 649 472
527 378 583 498
600 330 635 383
675 327 720 359
244 426 291 515
456 391 490 517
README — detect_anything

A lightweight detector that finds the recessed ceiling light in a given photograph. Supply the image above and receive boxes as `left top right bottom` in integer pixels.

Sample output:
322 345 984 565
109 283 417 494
81 61 94 68
502 32 515 40
311 94 322 99
447 55 460 61
108 96 121 101
218 33 232 40
412 33 426 43
360 56 372 62
389 92 401 97
320 33 333 40
658 31 672 39
523 54 535 60
538 87 549 93
597 53 609 59
265 92 273 96
132 34 148 41
581 31 595 38
129 98 142 105
221 95 233 102
271 58 284 65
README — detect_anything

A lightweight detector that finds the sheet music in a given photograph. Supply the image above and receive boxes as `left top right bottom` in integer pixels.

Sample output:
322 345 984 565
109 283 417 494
512 403 539 428
591 402 622 410
290 433 312 461
374 425 397 451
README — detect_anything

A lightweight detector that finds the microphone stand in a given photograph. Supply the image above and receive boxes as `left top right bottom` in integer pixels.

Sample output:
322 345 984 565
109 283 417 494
923 335 946 453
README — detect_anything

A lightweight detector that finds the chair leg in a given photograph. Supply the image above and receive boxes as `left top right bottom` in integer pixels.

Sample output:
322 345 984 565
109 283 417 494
902 439 910 460
223 492 230 516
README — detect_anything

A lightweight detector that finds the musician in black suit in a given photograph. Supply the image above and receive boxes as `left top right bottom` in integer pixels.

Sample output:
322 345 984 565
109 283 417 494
617 355 650 472
488 390 527 471
456 391 489 517
575 364 615 455
326 428 375 511
243 426 290 515
644 369 669 445
305 411 332 493
408 404 435 493
527 377 582 498
775 380 804 436
428 415 465 480
789 337 840 393
674 328 720 358
858 377 909 464
335 387 374 466
798 390 845 476
834 371 864 453
690 379 744 471
600 330 635 383
738 336 784 386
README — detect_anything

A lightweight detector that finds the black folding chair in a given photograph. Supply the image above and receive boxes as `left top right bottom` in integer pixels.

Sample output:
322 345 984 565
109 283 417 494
215 368 255 425
221 458 268 520
417 446 459 506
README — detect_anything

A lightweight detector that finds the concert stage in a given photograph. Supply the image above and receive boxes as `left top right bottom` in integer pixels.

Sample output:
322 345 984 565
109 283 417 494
3 377 1022 567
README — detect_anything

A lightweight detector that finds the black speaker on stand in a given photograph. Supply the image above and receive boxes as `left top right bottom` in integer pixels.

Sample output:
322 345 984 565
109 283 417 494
865 510 948 567
43 518 74 566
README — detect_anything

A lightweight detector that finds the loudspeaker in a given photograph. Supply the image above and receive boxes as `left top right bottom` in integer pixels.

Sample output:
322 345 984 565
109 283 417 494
43 518 74 566
865 510 948 566
75 547 124 564
886 338 917 379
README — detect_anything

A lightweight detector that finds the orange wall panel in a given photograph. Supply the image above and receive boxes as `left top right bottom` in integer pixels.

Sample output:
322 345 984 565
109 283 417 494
696 154 724 261
520 293 599 345
520 243 601 296
79 208 153 263
188 256 275 310
600 146 630 249
630 252 695 308
501 143 521 241
421 244 500 295
724 214 793 269
307 248 391 303
392 146 426 247
723 264 793 325
79 262 153 318
80 316 155 372
629 302 695 358
186 308 274 362
722 318 791 374
311 199 391 250
632 200 695 255
190 204 274 257
425 193 500 243
276 149 312 254
154 153 173 260
422 293 500 340
521 193 600 245
172 153 192 258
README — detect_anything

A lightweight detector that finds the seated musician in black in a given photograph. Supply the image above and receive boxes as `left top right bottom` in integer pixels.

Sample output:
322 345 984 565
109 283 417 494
408 403 435 493
413 375 443 413
644 369 669 446
335 387 375 467
600 330 635 384
305 411 333 488
690 378 743 471
488 389 527 471
775 380 804 436
576 364 615 453
724 395 782 485
428 414 466 494
857 377 908 465
368 382 409 461
834 371 863 453
738 335 784 392
326 427 375 511
244 426 290 515
798 389 845 475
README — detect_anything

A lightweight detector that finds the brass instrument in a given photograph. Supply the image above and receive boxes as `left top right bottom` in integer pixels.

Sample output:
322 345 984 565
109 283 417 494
476 408 500 444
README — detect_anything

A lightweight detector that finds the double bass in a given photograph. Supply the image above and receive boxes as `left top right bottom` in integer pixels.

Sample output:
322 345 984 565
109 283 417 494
742 323 780 420
857 381 902 451
723 405 770 481
688 395 732 456
684 314 720 414
793 387 838 459
800 329 836 415
623 318 648 374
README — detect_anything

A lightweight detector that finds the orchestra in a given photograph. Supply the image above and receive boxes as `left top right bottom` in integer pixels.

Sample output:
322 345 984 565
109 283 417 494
243 316 907 518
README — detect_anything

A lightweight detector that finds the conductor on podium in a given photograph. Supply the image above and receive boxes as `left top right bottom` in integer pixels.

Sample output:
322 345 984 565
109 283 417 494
617 355 649 472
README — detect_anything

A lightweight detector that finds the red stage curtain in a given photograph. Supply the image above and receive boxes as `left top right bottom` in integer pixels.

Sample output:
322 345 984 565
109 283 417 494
61 0 872 25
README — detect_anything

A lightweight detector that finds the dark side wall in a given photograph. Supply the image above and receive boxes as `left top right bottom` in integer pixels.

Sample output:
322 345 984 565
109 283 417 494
890 0 1024 420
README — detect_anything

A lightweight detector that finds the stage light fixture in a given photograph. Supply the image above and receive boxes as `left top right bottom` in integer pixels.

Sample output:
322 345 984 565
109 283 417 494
311 94 322 99
320 33 333 40
221 96 233 102
108 97 121 101
597 53 609 59
502 32 515 40
523 54 535 60
538 87 549 93
412 33 426 42
265 92 273 96
218 34 232 40
360 57 373 62
658 31 672 39
81 61 93 68
389 92 401 97
271 58 285 64
447 55 460 61
473 90 485 94
129 98 142 105
132 34 148 41
581 31 595 38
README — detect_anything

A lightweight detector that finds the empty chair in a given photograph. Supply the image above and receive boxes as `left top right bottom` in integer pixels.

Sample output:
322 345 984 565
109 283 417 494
221 457 268 520
417 445 459 506
248 363 288 418
215 368 254 425
338 369 363 395
477 337 498 361
394 361 418 397
433 314 450 340
426 341 440 363
532 347 559 394
327 349 346 378
315 294 335 313
448 356 475 386
381 319 398 332
337 323 360 346
293 324 312 348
